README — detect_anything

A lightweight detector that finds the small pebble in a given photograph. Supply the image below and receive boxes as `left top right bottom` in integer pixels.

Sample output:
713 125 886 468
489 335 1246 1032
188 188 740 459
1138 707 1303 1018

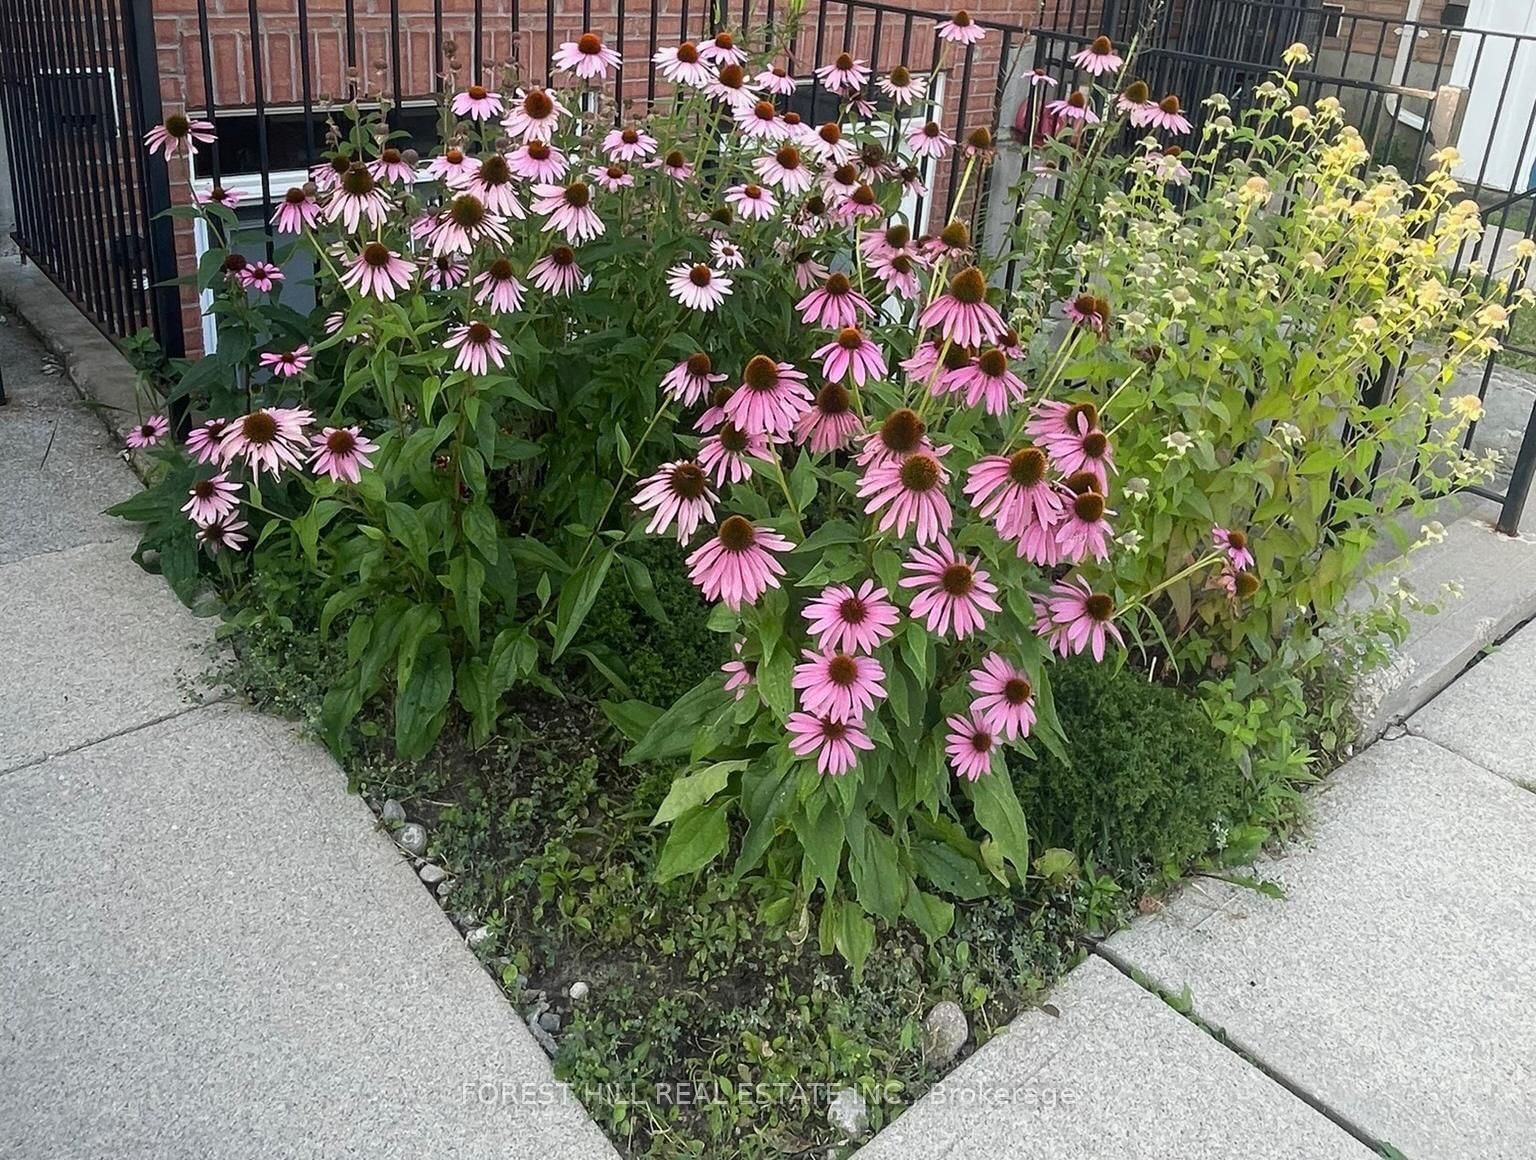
568 980 590 1001
395 822 427 856
418 863 449 886
380 799 407 826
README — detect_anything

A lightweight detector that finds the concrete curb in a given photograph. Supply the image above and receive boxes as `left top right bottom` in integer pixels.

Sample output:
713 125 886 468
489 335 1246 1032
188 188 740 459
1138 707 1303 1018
0 256 149 474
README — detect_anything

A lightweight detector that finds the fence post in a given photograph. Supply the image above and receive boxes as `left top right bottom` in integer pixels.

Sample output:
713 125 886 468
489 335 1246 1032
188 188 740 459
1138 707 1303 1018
120 0 185 360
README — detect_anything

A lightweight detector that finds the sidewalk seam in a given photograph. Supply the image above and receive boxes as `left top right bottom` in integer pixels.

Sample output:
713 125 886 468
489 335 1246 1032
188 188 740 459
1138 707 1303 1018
1089 943 1397 1157
1 694 233 779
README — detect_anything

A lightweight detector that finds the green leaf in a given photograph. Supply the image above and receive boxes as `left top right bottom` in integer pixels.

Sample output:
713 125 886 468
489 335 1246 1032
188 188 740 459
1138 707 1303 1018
551 547 615 659
394 604 443 693
833 901 875 982
914 840 993 900
600 699 662 742
384 502 431 572
654 801 730 883
626 679 732 763
442 553 485 648
394 636 452 760
902 889 955 942
756 645 794 720
621 554 670 624
848 822 907 922
734 759 796 876
651 760 747 825
1033 847 1080 885
792 799 846 893
462 501 499 563
968 772 1031 884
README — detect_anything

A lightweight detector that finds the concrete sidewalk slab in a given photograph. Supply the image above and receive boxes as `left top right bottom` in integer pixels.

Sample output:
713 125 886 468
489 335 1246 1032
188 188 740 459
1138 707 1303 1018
855 956 1374 1160
1360 512 1536 736
1409 619 1536 787
0 703 617 1160
0 540 212 772
1106 736 1536 1160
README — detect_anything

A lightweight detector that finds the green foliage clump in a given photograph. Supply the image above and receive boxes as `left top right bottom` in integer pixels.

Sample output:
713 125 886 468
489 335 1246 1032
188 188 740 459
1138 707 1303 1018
575 539 727 707
1009 660 1236 879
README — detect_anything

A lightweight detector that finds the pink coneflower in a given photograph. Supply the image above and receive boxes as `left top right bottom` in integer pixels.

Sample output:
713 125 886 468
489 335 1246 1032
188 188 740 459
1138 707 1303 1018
311 153 355 192
343 242 414 301
835 184 883 222
1213 526 1256 570
697 387 735 433
945 713 998 781
326 164 390 231
603 126 658 163
920 267 1005 347
1063 292 1112 335
452 83 504 120
950 347 1026 416
634 460 718 542
1072 35 1124 77
531 180 603 243
1037 575 1123 661
219 407 312 477
814 327 886 386
508 138 568 182
859 449 953 544
724 355 813 438
309 426 378 484
1056 489 1114 563
735 99 788 142
686 515 793 609
924 219 973 261
964 447 1064 540
998 326 1025 359
589 163 634 192
473 258 526 314
270 186 320 234
899 164 928 197
421 252 469 291
969 655 1035 741
196 514 248 555
667 262 734 312
464 153 525 219
803 579 899 655
857 407 933 468
502 87 569 141
1146 94 1192 134
1029 67 1058 89
258 346 312 378
237 261 283 293
1039 404 1114 490
181 472 240 525
369 147 416 186
706 239 742 270
787 712 874 776
706 63 758 109
655 148 694 183
126 414 170 449
937 9 987 44
444 321 509 375
807 121 855 164
144 113 215 159
529 245 584 296
859 222 912 264
653 41 712 87
430 194 513 256
324 311 346 336
878 65 927 106
816 53 869 96
901 540 1000 638
900 340 942 384
724 182 778 221
553 32 622 80
185 417 227 464
698 421 773 485
427 145 480 185
793 650 886 723
661 352 728 405
790 250 830 290
798 272 873 329
195 185 242 209
1046 90 1101 125
793 382 863 454
906 120 954 159
756 65 798 95
723 643 756 699
1117 80 1156 125
872 252 921 299
699 30 747 66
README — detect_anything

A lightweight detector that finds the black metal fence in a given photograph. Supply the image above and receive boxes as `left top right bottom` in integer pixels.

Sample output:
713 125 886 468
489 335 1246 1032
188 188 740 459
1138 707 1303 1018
2 0 1536 527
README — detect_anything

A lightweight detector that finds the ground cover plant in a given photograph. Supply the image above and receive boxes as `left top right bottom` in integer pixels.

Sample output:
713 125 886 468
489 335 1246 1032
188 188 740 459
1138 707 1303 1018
115 12 1529 1155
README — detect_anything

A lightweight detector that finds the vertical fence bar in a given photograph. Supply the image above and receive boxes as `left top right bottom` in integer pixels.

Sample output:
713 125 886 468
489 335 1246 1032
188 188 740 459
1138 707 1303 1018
546 0 556 84
75 0 129 336
647 0 659 104
101 0 151 332
388 0 403 128
193 0 221 182
244 0 274 255
56 0 109 331
85 0 133 337
122 0 186 357
345 0 358 93
297 0 316 166
946 39 976 222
